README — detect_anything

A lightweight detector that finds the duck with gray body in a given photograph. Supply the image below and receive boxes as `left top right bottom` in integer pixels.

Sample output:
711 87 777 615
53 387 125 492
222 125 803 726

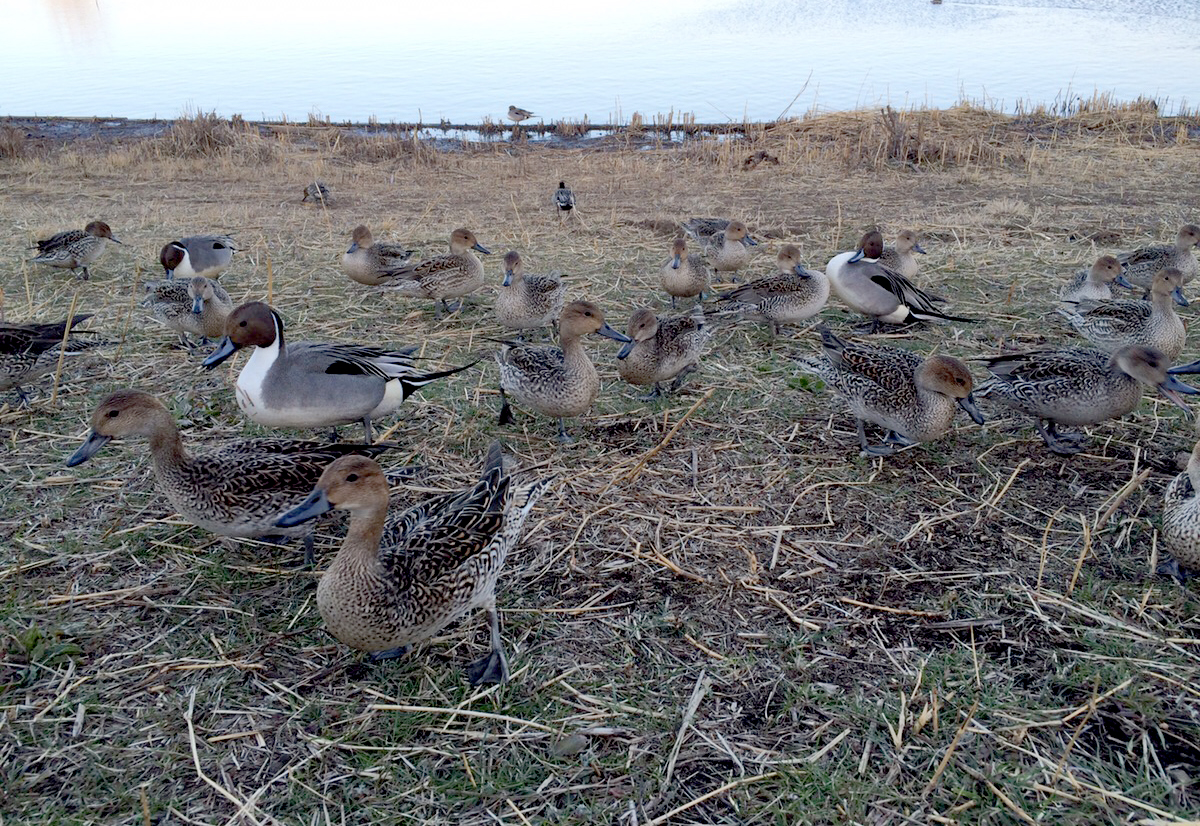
0 314 103 404
341 225 415 286
159 235 237 280
31 221 121 280
616 308 711 399
144 276 233 349
1059 255 1132 305
202 302 476 440
659 237 710 309
553 181 575 217
302 182 330 204
980 345 1199 454
798 325 984 456
1057 267 1188 359
276 444 554 683
718 244 829 337
826 230 971 332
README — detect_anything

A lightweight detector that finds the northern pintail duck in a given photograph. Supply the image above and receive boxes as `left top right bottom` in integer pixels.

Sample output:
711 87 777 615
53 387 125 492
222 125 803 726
718 244 829 336
496 300 631 442
341 225 415 287
495 251 566 335
277 443 553 682
1118 224 1200 288
67 389 390 562
31 221 121 280
1058 267 1188 359
381 228 491 316
553 181 576 217
826 230 971 331
0 314 102 404
201 302 475 440
508 106 535 123
1161 439 1200 581
616 307 711 398
1058 255 1131 305
877 230 927 280
979 345 1198 454
682 219 758 275
145 276 233 349
798 326 984 456
302 181 331 205
159 235 237 280
659 237 710 308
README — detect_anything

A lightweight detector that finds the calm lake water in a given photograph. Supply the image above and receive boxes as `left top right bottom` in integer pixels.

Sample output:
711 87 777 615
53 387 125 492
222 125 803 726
4 0 1199 123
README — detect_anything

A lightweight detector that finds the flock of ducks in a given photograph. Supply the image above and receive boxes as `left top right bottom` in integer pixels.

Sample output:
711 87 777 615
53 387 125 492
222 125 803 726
6 189 1200 683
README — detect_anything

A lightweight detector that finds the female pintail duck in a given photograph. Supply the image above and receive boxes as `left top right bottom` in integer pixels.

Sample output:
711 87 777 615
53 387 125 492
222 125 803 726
381 228 491 316
979 345 1199 455
878 230 927 280
495 251 566 335
1059 255 1132 305
1058 267 1188 359
659 237 710 308
0 314 103 404
31 221 121 280
159 235 237 280
202 302 475 440
718 244 829 337
553 181 576 218
826 230 971 332
276 444 553 683
67 390 390 563
798 326 984 456
341 225 415 286
1161 438 1200 581
496 300 631 443
302 181 331 204
616 307 711 398
145 276 233 350
682 219 758 276
1118 224 1200 288
508 105 535 123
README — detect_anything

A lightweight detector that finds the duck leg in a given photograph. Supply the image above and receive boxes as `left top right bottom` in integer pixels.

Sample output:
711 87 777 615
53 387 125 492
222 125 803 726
668 365 698 393
361 416 374 442
856 419 896 457
440 299 463 316
638 384 663 402
556 418 574 444
883 431 917 449
303 532 315 567
1035 419 1086 455
670 296 678 310
466 601 510 685
368 645 411 662
1156 556 1193 584
498 389 515 425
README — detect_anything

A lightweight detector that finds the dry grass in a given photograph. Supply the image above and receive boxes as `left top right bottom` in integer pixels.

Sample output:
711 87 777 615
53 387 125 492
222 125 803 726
1 105 1199 824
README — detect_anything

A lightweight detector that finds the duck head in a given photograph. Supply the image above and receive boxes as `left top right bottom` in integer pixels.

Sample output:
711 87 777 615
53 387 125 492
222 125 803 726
202 301 281 368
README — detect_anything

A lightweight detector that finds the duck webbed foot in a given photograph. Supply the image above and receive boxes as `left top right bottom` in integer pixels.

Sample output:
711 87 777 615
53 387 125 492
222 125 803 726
368 645 411 662
1036 420 1087 455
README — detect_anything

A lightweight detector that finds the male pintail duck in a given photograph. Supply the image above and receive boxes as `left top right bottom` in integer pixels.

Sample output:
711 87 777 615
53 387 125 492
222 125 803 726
381 228 491 316
496 300 631 442
718 244 829 337
277 444 553 683
0 314 103 404
553 181 576 217
1118 224 1200 288
877 230 927 280
682 219 758 275
508 106 535 123
495 251 566 335
31 221 121 280
826 230 971 332
798 326 984 456
302 181 331 204
144 276 233 350
1058 267 1188 359
979 345 1199 455
67 389 390 563
159 235 237 280
1059 255 1132 304
341 225 415 286
660 237 710 309
1161 438 1200 581
202 302 475 440
616 307 711 398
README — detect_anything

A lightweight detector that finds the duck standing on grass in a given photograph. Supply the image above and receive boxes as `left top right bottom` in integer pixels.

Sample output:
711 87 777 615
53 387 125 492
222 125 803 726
31 221 121 280
159 235 237 280
381 228 491 317
0 314 104 404
798 326 984 456
682 218 758 278
718 244 829 337
495 251 566 337
1057 267 1188 360
659 237 710 309
1161 438 1200 582
202 302 476 441
144 276 232 350
495 300 631 443
66 390 392 564
553 181 576 219
341 225 415 286
277 443 554 684
616 307 711 399
302 182 331 205
1117 224 1200 288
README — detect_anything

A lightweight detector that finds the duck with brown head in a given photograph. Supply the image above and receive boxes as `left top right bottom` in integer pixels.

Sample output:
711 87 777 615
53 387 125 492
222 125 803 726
144 275 233 350
202 302 476 440
495 251 566 335
31 221 121 280
380 228 491 317
1059 255 1132 304
718 244 829 337
341 224 415 286
616 307 711 399
159 235 237 280
660 237 710 309
1058 267 1188 359
1117 224 1200 288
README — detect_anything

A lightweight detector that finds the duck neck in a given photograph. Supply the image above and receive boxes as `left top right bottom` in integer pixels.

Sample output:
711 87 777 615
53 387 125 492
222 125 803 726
146 416 190 470
338 504 388 570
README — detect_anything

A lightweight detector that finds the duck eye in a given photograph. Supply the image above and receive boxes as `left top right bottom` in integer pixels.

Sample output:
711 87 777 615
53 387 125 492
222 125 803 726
239 320 247 327
346 473 359 482
106 409 120 418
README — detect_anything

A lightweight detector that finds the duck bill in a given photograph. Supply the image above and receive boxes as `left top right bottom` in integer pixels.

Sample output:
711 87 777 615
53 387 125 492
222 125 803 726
1168 359 1200 375
1157 375 1200 418
596 322 632 343
110 236 123 245
473 242 492 255
616 338 636 359
743 235 758 247
276 488 333 528
201 336 239 369
1113 274 1135 290
958 394 986 425
671 255 681 270
848 248 865 263
502 270 513 287
346 242 359 254
66 430 112 467
191 295 205 315
1173 287 1189 307
793 264 811 279
913 243 927 255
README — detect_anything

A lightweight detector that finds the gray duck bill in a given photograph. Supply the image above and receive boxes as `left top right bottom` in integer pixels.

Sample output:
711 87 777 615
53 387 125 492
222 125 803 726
597 322 632 343
958 394 986 425
277 488 333 527
66 431 112 467
201 336 238 368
